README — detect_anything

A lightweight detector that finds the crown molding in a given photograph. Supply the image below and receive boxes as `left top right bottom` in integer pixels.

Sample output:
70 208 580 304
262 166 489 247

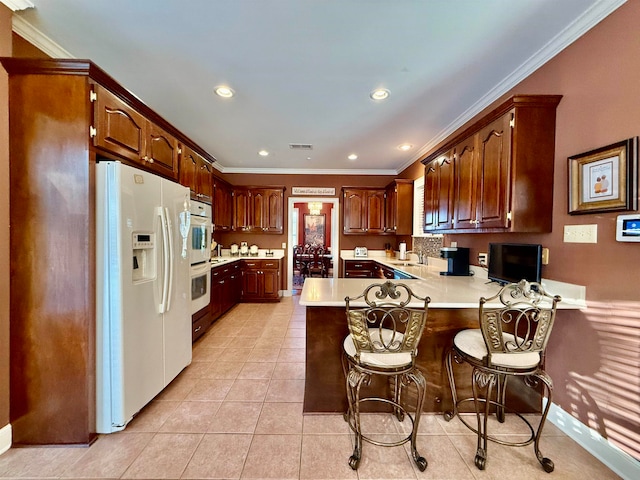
1 0 33 11
216 165 398 176
11 15 74 58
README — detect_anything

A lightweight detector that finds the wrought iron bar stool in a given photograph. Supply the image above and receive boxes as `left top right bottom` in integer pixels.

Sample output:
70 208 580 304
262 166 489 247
342 281 430 471
444 280 561 472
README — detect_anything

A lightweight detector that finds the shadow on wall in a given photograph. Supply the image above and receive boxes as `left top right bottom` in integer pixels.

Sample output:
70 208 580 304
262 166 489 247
552 303 640 462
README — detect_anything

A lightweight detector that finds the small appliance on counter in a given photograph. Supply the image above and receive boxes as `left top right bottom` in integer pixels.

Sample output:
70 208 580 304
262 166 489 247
250 244 259 256
230 243 239 256
439 247 471 276
240 241 249 256
354 246 368 257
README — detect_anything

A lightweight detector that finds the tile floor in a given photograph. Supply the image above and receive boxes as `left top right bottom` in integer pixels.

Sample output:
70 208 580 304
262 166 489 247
0 296 621 479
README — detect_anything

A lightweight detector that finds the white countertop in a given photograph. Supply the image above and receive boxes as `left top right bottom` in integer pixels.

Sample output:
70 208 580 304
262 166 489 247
301 252 586 309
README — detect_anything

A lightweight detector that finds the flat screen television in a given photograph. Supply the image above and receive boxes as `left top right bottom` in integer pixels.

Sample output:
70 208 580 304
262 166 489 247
487 243 542 285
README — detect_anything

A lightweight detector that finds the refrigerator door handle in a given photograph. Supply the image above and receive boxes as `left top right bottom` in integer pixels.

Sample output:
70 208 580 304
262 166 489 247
164 206 174 313
158 207 170 314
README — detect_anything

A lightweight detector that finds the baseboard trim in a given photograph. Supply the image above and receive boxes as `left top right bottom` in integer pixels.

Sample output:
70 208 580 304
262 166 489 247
547 402 639 480
0 423 11 456
280 289 293 297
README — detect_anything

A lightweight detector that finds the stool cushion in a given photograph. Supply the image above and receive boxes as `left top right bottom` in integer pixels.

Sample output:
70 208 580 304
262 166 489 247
453 329 541 369
343 328 413 368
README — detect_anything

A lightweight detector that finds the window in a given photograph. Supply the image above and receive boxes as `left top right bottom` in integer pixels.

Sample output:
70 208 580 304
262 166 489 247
413 176 425 237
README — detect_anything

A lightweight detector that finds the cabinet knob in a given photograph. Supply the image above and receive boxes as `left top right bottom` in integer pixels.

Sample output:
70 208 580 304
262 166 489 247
194 326 202 333
148 157 154 164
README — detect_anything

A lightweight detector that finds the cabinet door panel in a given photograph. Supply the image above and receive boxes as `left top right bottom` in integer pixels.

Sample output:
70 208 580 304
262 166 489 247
94 85 145 161
147 123 179 180
265 190 283 233
343 189 366 233
436 154 454 230
477 113 512 228
242 269 260 298
453 136 477 229
423 164 437 231
385 184 397 233
179 149 198 196
366 190 386 233
233 189 251 231
262 270 279 298
213 179 232 231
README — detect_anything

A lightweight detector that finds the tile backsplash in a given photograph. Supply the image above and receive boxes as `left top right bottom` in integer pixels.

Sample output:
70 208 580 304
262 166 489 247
412 236 443 258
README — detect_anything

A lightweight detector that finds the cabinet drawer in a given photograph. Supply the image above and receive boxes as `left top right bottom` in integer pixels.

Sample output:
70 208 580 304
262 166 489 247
192 311 211 342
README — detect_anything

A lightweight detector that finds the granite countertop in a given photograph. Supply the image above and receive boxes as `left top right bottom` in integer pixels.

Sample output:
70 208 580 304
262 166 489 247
301 251 586 309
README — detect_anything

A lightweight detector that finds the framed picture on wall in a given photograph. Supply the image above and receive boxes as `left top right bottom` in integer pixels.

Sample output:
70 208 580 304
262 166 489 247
568 137 638 214
304 214 325 246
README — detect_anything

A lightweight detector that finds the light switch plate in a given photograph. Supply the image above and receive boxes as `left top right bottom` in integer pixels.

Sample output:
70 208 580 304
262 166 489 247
563 224 597 243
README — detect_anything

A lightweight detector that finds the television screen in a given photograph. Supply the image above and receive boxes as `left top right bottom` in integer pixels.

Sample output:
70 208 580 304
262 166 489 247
487 243 542 285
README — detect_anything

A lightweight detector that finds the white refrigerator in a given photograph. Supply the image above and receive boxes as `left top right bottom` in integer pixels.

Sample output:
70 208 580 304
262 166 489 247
96 161 192 433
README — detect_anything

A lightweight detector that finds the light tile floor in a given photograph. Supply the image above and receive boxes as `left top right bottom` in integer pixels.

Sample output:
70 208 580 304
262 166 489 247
0 296 621 479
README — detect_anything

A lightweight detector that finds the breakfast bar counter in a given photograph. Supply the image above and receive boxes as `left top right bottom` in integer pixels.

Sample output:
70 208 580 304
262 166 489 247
299 260 586 414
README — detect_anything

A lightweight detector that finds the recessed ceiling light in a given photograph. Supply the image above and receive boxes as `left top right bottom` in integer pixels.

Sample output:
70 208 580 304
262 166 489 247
370 88 390 101
398 143 413 151
347 153 358 161
214 86 234 98
258 149 269 157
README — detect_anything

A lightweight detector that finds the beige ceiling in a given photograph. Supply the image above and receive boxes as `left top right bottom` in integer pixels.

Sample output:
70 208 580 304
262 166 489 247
11 0 625 174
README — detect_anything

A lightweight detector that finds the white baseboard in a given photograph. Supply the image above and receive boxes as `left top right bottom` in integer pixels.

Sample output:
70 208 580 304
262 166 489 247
280 289 293 297
547 402 639 480
0 423 11 456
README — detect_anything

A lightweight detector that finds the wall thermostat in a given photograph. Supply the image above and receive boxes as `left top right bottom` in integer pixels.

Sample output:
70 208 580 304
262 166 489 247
616 214 640 242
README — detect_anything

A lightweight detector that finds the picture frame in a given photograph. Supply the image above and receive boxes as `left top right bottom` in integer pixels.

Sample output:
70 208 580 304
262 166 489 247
568 137 638 214
304 214 325 246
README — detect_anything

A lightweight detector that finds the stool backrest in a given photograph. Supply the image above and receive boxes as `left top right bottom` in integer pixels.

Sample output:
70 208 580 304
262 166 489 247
345 281 430 360
479 280 561 364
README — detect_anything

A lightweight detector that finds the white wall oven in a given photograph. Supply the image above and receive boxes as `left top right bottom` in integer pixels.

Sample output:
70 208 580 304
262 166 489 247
189 201 212 266
190 261 211 314
189 200 212 314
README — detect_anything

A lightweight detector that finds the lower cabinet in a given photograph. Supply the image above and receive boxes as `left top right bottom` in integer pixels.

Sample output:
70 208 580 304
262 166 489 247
241 259 281 301
343 260 376 278
192 307 211 342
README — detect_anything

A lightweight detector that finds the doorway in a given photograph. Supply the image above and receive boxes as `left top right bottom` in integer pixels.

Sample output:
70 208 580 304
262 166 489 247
286 196 339 294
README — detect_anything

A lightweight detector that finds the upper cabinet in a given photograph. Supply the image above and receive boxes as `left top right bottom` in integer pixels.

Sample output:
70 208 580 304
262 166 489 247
343 188 386 234
213 176 233 231
179 144 213 204
384 179 413 235
422 95 562 233
424 149 454 231
232 186 285 234
93 84 179 180
251 188 284 233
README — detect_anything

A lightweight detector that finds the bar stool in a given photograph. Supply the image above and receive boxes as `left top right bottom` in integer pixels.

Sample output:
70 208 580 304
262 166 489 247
342 281 430 471
444 279 561 472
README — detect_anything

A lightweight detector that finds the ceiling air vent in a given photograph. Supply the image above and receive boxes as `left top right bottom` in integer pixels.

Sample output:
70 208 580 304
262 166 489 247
289 143 313 150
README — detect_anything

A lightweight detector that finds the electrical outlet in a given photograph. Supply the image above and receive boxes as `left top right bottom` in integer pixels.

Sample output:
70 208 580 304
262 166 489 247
563 224 597 243
541 247 549 265
281 242 287 249
478 252 488 266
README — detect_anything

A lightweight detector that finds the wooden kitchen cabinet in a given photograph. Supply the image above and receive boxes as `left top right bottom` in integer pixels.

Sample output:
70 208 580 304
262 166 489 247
422 94 561 233
251 188 284 233
93 84 180 180
385 179 413 235
207 261 242 334
232 188 252 232
232 186 285 234
241 259 281 302
342 188 386 234
423 149 455 231
213 176 233 231
343 260 376 278
180 144 213 204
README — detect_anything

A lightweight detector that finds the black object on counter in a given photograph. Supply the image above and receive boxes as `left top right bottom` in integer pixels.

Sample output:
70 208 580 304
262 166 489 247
439 247 472 276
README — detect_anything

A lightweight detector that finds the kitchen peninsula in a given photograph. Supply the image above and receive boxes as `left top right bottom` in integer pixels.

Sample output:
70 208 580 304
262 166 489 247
300 257 586 414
